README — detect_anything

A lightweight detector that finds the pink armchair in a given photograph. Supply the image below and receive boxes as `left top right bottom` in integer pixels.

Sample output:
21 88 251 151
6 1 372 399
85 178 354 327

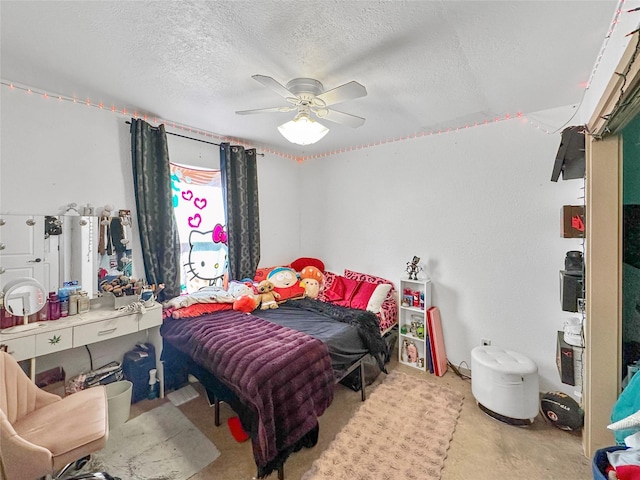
0 351 111 480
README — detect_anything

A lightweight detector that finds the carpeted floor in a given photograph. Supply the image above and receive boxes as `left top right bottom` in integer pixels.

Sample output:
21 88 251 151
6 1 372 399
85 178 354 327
122 352 592 480
301 370 464 480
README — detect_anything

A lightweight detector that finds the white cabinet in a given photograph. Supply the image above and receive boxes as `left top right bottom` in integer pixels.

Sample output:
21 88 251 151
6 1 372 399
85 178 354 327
398 278 432 371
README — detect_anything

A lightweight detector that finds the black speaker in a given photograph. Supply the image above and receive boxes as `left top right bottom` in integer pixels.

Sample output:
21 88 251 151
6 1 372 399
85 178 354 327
122 343 156 403
560 270 583 313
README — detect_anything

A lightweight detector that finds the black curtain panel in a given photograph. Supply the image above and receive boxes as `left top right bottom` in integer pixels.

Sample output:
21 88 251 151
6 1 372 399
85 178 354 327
220 143 260 281
130 118 181 298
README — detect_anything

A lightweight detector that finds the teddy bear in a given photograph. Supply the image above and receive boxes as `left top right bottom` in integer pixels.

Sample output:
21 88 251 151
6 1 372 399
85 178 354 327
256 280 280 310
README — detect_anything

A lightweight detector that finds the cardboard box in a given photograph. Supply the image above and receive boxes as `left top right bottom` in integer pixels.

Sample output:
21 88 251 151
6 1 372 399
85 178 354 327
556 331 584 386
561 205 585 238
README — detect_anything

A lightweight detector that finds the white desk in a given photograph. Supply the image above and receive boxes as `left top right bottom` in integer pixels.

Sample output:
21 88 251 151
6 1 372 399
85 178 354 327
0 302 164 397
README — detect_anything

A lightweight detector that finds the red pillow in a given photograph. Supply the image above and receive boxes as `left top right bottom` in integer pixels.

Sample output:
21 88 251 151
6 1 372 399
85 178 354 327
349 280 379 310
317 271 337 302
325 275 351 302
253 266 276 282
324 275 379 310
290 257 325 273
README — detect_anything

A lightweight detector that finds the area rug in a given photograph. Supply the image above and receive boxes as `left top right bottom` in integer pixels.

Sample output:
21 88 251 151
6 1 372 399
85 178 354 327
87 402 220 480
302 370 464 480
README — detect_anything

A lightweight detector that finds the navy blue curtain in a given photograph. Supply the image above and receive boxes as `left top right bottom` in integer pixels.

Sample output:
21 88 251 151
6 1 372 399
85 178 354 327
220 143 260 281
130 119 181 298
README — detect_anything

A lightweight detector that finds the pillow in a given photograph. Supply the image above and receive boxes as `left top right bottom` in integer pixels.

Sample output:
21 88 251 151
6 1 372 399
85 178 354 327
344 269 393 287
324 275 379 310
366 283 392 313
350 280 379 310
324 275 350 302
317 270 337 302
290 257 325 273
253 266 276 283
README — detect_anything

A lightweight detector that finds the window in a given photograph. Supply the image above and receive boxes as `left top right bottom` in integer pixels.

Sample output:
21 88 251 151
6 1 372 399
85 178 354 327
170 163 227 294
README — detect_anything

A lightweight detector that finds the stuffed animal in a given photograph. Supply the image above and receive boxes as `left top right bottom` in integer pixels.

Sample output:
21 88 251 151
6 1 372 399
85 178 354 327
267 266 306 302
299 266 324 299
233 295 258 313
256 280 280 310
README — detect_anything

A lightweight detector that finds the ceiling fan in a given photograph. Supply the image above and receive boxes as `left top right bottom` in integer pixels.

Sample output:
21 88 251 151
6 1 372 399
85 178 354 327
236 75 367 141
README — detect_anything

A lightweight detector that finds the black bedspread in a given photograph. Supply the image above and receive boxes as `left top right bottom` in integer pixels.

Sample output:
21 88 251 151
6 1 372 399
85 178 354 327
262 297 389 373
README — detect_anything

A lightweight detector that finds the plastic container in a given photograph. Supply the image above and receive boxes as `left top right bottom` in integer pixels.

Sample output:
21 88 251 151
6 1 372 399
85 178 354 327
48 292 61 320
0 300 16 329
69 292 79 316
105 380 133 431
37 299 49 321
77 292 90 313
592 446 627 480
147 368 159 400
58 289 69 318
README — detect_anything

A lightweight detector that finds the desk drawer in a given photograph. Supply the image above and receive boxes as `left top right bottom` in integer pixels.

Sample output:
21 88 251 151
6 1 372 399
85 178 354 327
74 315 138 346
1 336 35 361
35 328 73 356
139 307 162 330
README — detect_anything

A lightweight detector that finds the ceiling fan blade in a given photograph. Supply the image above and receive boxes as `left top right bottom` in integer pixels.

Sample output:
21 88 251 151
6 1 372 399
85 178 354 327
315 81 367 107
316 108 366 128
235 106 296 115
252 75 296 99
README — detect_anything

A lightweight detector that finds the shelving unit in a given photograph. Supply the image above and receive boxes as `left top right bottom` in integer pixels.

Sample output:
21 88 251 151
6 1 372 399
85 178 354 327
398 278 431 371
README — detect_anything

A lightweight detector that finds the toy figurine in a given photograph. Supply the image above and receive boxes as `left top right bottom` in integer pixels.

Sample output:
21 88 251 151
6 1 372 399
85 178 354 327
401 339 409 363
405 256 423 280
407 341 419 363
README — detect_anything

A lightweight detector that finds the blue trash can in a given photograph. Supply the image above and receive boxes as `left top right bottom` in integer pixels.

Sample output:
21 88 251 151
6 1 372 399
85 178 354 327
592 446 628 480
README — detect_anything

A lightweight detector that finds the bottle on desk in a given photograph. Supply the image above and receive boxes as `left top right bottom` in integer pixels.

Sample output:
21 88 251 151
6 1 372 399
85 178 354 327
0 297 16 329
58 289 69 318
48 292 61 320
77 292 90 314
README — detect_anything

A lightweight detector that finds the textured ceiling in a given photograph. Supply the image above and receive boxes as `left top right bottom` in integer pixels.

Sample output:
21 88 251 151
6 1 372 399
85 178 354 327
0 1 627 157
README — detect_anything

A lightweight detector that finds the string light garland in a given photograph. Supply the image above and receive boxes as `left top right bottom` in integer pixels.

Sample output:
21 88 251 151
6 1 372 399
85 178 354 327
1 79 527 162
0 0 632 163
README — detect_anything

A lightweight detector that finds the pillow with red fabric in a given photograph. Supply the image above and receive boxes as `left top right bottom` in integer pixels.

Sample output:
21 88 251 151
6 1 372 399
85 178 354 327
317 270 337 302
324 274 380 310
290 257 325 273
344 269 394 287
253 266 277 283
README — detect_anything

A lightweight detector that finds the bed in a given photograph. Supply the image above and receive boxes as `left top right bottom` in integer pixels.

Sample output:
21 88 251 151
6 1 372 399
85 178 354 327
160 267 397 478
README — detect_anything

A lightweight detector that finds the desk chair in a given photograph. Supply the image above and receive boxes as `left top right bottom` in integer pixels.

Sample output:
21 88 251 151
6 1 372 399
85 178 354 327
0 351 116 480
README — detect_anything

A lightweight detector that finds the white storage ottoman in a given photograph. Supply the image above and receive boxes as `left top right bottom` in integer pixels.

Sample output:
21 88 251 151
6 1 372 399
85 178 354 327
471 345 539 425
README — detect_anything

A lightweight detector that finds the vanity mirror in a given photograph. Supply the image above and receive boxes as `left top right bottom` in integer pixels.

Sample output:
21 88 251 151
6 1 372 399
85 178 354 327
2 277 47 332
0 213 134 298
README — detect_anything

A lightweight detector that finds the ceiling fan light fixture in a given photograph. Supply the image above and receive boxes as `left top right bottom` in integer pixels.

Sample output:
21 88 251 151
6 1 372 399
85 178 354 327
277 112 329 145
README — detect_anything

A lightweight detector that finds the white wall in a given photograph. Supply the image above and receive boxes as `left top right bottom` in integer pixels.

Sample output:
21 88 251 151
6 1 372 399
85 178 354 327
0 84 585 394
0 86 301 377
0 87 301 280
300 110 583 395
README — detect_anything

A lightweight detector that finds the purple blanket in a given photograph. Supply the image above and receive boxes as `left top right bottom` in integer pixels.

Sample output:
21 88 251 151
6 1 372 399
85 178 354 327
160 310 334 472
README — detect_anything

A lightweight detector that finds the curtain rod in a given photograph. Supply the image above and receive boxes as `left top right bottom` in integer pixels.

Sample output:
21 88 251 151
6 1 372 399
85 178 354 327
125 121 263 155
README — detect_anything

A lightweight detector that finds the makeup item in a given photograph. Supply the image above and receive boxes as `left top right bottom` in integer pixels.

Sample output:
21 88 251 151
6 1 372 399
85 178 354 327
58 289 69 318
69 292 79 316
48 292 61 320
77 292 90 314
